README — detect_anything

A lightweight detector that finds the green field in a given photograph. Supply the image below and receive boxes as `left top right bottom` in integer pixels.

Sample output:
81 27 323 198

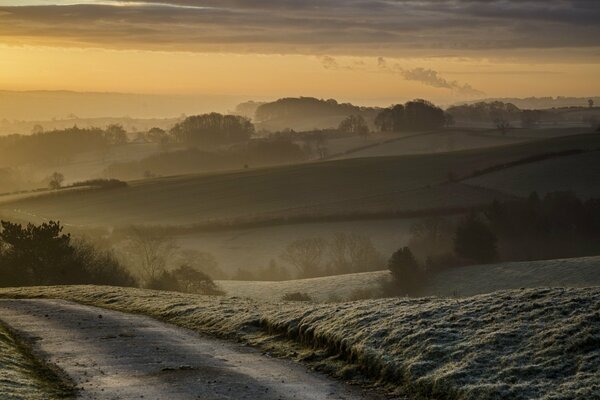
2 132 598 228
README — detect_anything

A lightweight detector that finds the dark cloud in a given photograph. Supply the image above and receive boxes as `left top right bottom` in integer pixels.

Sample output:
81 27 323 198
0 1 598 55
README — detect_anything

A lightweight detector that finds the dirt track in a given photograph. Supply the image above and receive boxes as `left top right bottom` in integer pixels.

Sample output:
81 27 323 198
0 299 386 400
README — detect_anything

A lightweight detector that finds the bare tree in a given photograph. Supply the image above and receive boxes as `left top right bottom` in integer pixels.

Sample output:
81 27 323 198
280 237 327 278
48 172 64 190
589 99 594 109
328 232 383 274
175 249 224 279
124 228 177 285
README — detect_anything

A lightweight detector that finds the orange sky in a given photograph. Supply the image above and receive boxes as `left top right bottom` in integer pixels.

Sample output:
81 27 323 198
0 1 599 106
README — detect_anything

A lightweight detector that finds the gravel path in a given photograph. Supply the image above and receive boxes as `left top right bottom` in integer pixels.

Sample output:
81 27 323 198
0 299 386 400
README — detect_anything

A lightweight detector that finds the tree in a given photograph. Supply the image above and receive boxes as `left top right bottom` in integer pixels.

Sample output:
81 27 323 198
48 172 64 190
589 99 594 109
104 124 128 145
328 232 383 274
172 264 223 295
0 220 72 285
0 220 135 288
280 237 327 278
146 127 169 145
375 100 445 132
387 247 424 295
453 214 497 263
338 115 369 138
170 113 254 146
124 228 177 285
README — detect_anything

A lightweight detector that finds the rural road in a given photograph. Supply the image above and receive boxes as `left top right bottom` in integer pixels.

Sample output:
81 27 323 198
0 299 386 400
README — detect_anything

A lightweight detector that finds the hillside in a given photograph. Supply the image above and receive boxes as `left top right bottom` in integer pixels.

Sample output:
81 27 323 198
1 133 599 227
1 285 598 400
217 255 600 301
467 150 600 199
332 127 590 160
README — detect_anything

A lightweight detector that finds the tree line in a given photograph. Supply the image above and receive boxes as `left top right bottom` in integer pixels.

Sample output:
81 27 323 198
387 191 600 295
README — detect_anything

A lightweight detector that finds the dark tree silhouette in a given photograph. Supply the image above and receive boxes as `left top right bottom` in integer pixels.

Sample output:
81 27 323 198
170 113 254 146
387 246 424 295
48 172 64 190
338 115 369 137
375 100 446 132
453 214 497 264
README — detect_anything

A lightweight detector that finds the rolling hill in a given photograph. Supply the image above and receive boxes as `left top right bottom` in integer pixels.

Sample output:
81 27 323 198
1 132 599 228
217 255 600 301
466 150 600 199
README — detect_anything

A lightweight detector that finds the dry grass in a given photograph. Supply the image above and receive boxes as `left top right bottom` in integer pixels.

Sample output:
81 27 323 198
0 322 73 400
0 285 598 399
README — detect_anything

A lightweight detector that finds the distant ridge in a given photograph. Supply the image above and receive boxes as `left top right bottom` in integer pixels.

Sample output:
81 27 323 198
455 96 600 110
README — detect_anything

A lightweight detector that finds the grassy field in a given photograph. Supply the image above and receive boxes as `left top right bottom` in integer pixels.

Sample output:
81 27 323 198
1 132 598 227
1 285 598 400
467 150 600 199
0 322 73 400
332 127 590 160
216 255 600 301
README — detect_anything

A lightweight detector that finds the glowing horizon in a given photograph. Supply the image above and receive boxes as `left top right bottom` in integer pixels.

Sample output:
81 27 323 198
0 1 598 106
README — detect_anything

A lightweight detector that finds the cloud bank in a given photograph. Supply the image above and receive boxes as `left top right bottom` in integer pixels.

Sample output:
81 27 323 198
0 0 598 57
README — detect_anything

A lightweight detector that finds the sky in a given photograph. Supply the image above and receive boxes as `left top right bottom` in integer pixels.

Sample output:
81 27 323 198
0 0 599 107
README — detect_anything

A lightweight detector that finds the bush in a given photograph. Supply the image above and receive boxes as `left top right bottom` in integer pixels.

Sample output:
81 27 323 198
146 265 223 295
387 247 426 296
0 220 136 287
281 292 312 302
71 179 128 189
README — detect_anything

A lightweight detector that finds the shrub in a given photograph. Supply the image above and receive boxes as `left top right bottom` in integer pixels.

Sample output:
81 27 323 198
146 265 223 295
71 179 128 189
281 292 312 302
0 220 136 287
387 247 426 296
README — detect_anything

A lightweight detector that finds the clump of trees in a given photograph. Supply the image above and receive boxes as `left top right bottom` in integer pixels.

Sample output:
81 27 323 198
446 101 521 126
170 113 254 146
386 191 600 296
254 97 371 122
338 115 369 137
122 228 224 295
279 233 384 279
374 99 447 132
0 220 135 287
147 265 223 295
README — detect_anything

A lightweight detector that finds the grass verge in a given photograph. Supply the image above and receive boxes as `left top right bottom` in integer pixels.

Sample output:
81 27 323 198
0 320 74 400
0 285 598 400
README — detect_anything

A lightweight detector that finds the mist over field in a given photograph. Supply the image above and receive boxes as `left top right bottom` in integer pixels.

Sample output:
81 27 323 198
0 1 599 399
